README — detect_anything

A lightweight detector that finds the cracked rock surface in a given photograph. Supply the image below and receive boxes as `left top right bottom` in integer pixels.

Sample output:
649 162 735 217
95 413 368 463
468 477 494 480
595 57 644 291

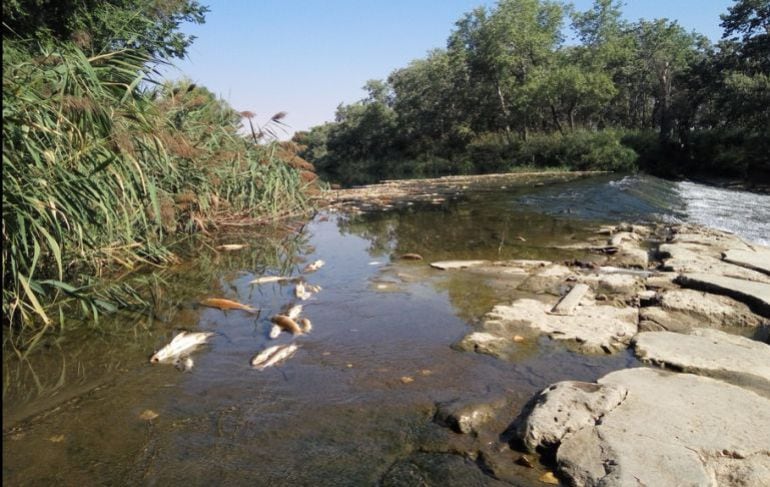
632 328 770 397
554 368 770 487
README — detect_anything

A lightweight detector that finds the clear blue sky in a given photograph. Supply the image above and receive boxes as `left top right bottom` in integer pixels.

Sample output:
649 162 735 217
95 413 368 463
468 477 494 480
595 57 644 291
161 0 733 138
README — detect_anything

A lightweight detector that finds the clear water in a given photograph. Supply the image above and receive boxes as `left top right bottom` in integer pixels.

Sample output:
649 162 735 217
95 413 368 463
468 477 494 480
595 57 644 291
4 173 767 485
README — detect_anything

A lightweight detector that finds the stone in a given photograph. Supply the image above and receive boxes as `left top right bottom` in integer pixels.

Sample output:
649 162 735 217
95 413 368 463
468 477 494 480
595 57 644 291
555 368 770 487
632 328 770 397
608 243 648 269
483 299 638 354
723 248 770 275
550 284 590 315
518 264 575 295
638 289 766 332
677 273 770 317
434 396 508 435
578 273 642 295
430 260 489 270
659 244 770 283
644 272 679 290
453 332 516 359
511 380 627 453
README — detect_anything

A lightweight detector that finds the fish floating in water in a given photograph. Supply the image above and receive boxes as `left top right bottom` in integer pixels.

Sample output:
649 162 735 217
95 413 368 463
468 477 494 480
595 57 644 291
269 324 282 339
249 275 290 285
400 253 423 261
150 331 214 364
306 284 322 293
216 244 247 251
303 259 325 273
199 298 258 313
251 343 299 370
270 314 303 335
174 356 194 372
300 318 312 333
286 304 303 320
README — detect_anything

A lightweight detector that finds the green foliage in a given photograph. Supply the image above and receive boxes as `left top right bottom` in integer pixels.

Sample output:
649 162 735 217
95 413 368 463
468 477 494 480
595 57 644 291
2 37 309 349
300 0 767 185
515 130 638 171
3 0 208 60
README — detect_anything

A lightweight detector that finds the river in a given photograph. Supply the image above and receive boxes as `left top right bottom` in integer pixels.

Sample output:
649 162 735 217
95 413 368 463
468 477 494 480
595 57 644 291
3 173 768 485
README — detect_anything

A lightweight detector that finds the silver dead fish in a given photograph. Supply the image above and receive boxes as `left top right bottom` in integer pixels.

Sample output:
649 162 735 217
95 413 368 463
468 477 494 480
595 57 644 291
295 282 311 300
286 304 303 320
303 259 325 273
251 344 299 370
269 324 282 339
249 275 290 285
150 331 214 364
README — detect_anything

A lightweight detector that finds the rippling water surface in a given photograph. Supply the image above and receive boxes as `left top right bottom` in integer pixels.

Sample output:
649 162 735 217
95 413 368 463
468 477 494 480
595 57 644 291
4 173 767 485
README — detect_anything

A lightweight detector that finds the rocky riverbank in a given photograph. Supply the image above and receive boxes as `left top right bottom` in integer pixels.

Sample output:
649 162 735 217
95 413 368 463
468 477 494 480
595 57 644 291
425 222 770 486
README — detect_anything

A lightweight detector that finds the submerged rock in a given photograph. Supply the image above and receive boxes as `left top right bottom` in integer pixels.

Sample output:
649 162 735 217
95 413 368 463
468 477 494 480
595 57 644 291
483 299 638 354
453 332 519 360
518 264 575 295
434 396 508 436
632 329 770 397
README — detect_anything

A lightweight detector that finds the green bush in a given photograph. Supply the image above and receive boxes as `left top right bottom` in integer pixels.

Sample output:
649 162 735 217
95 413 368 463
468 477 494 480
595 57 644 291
515 130 638 171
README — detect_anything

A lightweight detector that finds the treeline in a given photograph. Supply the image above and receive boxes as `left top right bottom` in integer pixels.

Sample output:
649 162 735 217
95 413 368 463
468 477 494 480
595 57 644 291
2 1 313 347
295 0 769 185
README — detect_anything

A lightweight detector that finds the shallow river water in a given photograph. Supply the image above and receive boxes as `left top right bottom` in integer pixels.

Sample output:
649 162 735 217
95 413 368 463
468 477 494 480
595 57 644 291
3 173 768 485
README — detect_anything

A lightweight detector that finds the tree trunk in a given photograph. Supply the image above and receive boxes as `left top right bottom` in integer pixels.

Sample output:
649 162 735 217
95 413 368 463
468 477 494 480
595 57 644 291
550 104 564 135
496 81 512 134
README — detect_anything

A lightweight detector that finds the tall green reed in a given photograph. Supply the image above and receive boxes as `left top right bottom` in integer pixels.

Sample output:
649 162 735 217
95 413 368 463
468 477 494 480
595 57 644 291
2 39 312 351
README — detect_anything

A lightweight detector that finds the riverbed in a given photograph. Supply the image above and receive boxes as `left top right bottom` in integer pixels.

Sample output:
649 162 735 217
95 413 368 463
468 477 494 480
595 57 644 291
4 173 768 485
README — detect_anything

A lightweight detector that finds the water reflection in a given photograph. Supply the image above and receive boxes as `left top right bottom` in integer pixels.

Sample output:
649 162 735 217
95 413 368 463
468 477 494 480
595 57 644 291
7 174 764 485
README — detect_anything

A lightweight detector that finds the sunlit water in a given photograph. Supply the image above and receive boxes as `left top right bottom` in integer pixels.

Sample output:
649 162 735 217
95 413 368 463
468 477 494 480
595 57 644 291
3 174 767 485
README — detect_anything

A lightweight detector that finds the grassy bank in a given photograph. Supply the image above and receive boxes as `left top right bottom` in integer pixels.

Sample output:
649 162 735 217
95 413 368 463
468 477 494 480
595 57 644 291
2 38 313 351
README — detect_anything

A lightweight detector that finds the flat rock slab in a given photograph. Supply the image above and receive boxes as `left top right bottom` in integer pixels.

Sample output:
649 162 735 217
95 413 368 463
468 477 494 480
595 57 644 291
638 289 766 332
430 260 489 270
578 273 643 295
484 299 638 353
660 244 770 283
518 264 575 295
555 368 770 487
678 273 770 317
724 248 770 275
633 329 770 396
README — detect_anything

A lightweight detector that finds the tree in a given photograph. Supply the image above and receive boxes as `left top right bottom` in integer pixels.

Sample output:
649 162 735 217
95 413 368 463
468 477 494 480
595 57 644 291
2 0 208 59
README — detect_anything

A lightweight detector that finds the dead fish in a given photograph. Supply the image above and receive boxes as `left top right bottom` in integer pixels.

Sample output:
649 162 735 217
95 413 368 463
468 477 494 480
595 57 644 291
249 275 290 285
199 298 258 313
216 244 247 251
303 259 325 273
251 344 299 370
174 356 194 372
286 304 303 320
400 253 423 260
150 331 214 363
300 317 312 333
295 282 311 300
270 314 303 335
250 345 282 367
306 284 322 294
516 235 527 242
269 324 282 339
